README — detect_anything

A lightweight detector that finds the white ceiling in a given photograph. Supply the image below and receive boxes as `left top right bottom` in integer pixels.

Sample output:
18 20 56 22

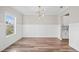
12 6 67 16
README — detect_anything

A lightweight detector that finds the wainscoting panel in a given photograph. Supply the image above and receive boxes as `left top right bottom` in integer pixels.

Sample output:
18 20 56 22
23 25 59 37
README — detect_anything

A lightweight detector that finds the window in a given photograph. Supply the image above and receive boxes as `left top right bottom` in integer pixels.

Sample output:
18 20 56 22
5 15 16 36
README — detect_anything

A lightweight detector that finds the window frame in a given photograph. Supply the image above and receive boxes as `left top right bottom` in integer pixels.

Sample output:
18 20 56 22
4 13 16 37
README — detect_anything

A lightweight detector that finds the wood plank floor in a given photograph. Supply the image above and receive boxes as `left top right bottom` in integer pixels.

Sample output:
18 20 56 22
2 38 77 52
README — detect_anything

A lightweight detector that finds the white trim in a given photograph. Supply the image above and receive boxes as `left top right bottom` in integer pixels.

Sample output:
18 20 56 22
6 33 16 38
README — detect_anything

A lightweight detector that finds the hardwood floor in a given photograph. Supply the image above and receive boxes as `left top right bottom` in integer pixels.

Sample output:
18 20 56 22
2 37 77 52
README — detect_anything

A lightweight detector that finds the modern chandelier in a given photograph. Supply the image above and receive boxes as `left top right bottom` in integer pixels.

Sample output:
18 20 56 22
37 6 45 17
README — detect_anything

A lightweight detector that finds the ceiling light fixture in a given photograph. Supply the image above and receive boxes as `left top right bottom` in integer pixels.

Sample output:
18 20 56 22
60 6 63 8
37 6 45 17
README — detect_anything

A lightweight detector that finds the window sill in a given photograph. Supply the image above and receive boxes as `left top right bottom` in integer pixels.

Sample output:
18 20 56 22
6 33 16 38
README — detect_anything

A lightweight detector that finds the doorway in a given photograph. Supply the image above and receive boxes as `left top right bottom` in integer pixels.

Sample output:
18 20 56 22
61 25 69 40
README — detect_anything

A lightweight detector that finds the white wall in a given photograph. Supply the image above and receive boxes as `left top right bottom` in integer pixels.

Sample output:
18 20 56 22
23 16 58 25
23 15 60 38
69 7 79 51
0 7 23 51
69 23 79 51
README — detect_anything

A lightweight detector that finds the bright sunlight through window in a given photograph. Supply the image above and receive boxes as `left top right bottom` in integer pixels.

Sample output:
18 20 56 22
5 15 16 36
